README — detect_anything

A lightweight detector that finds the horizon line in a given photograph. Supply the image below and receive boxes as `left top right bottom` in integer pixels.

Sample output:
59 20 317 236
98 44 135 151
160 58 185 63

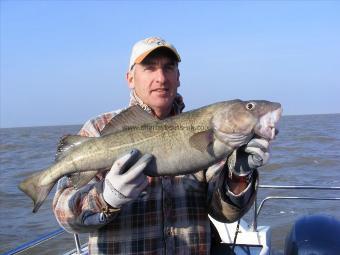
1 112 339 129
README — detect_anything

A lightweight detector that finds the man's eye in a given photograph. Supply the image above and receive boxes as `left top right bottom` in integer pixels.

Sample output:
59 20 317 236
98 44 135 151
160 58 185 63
144 66 155 71
165 65 175 71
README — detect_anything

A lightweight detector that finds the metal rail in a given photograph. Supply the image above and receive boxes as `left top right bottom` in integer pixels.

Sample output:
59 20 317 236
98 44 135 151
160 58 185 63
2 228 65 255
73 233 82 254
1 229 84 255
251 185 340 231
258 185 340 190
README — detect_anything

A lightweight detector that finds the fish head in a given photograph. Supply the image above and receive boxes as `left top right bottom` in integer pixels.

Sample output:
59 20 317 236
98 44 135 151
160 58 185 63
212 100 282 148
253 100 282 140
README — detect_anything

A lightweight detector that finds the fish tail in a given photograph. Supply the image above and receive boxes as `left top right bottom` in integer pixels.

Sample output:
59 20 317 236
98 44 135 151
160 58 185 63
18 171 55 213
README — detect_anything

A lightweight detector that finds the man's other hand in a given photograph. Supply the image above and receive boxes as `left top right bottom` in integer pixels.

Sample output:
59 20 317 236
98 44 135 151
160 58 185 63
228 137 270 177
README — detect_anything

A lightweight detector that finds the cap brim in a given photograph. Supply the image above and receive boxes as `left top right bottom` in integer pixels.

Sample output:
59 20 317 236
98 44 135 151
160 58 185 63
134 46 181 64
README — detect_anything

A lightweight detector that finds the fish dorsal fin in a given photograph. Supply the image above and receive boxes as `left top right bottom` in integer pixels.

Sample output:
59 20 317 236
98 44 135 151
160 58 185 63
189 129 214 152
100 105 157 136
56 135 92 161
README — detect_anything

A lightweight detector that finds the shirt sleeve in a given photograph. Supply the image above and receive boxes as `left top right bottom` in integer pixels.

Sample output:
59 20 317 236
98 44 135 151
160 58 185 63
52 110 122 233
206 161 258 223
53 176 119 233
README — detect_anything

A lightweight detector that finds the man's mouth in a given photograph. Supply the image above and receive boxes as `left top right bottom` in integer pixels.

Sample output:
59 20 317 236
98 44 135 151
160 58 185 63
152 88 169 94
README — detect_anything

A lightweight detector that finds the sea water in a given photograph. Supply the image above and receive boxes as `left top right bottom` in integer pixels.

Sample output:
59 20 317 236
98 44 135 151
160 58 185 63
1 114 339 254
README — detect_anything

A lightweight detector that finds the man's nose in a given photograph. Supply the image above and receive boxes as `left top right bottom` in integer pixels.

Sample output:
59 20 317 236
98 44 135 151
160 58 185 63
155 68 166 83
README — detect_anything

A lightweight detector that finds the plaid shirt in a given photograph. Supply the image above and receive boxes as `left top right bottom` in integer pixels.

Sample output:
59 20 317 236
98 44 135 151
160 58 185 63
53 93 257 255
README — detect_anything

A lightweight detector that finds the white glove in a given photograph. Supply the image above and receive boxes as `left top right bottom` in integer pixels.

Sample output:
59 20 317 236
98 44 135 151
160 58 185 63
228 137 270 176
103 149 153 208
245 138 270 169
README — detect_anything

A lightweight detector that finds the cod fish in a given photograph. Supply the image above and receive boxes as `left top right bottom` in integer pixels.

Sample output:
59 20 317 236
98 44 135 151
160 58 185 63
19 99 282 213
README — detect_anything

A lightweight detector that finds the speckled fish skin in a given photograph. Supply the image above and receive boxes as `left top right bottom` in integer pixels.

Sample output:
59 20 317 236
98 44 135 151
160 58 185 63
18 99 282 212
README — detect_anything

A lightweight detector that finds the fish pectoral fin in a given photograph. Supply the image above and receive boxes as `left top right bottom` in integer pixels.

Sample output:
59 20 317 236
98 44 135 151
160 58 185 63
189 129 214 152
56 135 93 161
70 171 99 189
100 105 157 136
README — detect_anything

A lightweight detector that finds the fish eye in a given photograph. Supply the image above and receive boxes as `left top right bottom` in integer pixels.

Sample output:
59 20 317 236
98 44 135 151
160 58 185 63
246 102 255 110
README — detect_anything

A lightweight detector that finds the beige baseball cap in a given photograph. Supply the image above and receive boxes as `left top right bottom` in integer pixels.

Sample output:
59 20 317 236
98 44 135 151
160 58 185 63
129 37 181 70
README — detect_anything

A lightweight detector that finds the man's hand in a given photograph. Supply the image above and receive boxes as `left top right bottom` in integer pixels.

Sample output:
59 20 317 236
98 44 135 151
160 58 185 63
103 149 153 209
244 138 270 169
228 137 270 177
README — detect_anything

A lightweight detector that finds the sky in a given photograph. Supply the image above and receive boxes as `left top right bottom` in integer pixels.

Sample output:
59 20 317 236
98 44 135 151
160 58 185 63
1 1 339 128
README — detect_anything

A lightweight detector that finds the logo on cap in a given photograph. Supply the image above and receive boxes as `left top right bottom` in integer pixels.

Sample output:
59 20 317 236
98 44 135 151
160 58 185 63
144 37 166 46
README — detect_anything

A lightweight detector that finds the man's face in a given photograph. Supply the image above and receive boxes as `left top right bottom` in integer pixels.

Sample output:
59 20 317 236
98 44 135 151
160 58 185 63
127 54 180 116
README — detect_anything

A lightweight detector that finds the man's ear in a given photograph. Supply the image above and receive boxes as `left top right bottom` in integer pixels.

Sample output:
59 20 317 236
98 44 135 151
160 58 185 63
177 70 180 87
126 71 134 89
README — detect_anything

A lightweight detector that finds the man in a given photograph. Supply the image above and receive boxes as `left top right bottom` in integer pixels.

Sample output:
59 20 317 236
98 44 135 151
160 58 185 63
53 37 270 254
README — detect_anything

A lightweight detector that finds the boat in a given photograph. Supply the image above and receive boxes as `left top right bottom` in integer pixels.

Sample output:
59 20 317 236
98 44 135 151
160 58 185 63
2 184 340 255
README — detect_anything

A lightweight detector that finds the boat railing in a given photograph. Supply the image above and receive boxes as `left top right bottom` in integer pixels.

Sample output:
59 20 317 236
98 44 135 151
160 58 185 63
1 230 85 255
251 185 340 231
2 228 66 255
3 184 340 255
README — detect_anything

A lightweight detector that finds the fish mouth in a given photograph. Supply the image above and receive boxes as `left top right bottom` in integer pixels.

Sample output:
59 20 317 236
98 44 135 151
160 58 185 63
255 107 282 140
